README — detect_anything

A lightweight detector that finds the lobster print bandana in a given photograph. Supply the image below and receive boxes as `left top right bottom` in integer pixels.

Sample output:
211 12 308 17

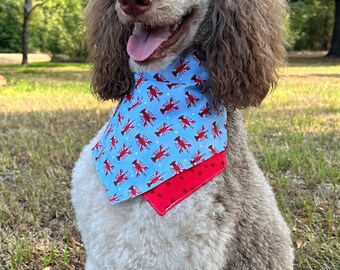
92 51 228 214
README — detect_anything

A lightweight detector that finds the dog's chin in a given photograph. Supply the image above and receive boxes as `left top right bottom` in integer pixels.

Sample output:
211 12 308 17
129 52 180 73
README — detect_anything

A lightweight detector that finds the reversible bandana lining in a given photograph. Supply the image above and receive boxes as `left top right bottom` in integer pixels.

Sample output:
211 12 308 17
143 151 227 215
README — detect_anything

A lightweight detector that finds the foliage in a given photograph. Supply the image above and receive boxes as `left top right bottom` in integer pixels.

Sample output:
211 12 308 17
0 0 22 53
43 0 87 58
0 0 86 58
288 0 335 50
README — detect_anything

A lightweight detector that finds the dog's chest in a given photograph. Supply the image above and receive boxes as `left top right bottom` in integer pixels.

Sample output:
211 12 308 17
72 126 232 269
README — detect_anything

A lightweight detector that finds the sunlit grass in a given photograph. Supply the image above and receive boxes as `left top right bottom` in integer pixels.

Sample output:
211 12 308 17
0 57 339 269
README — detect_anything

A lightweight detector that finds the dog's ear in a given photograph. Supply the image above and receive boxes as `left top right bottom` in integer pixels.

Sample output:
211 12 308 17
204 0 287 108
85 0 133 101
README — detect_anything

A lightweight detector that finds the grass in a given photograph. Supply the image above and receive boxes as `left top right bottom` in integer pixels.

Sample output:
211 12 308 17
0 56 339 269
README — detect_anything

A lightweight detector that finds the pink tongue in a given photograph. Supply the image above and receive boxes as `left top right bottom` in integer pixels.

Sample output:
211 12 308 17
127 26 171 61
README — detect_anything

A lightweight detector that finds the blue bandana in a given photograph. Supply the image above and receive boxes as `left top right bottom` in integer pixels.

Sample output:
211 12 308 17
92 51 228 205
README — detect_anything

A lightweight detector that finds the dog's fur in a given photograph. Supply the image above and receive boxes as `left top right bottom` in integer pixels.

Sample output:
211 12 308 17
72 0 294 269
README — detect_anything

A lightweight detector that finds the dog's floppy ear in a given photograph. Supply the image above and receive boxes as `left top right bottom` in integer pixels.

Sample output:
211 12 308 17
204 0 287 108
85 0 133 101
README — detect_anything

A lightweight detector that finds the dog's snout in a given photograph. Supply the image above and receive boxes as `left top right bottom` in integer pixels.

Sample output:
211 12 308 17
118 0 152 17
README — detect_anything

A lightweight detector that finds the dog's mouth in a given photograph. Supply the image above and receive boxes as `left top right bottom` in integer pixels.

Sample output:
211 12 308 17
127 10 194 63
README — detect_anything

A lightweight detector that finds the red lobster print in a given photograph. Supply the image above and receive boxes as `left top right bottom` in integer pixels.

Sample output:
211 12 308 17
194 126 208 141
110 136 118 150
191 75 206 86
190 150 205 166
109 193 121 203
132 159 148 177
170 161 184 174
123 93 134 103
178 115 196 129
155 123 174 137
174 136 192 153
193 51 204 67
147 85 163 102
135 75 147 89
117 143 132 161
104 159 114 175
105 125 114 139
151 145 170 162
118 112 124 124
160 97 180 114
147 171 165 187
128 97 143 111
200 86 209 95
167 82 185 89
153 73 170 83
185 91 200 108
198 102 212 117
208 145 219 155
121 119 135 135
113 169 129 186
91 141 102 151
95 149 105 161
135 133 152 151
214 104 223 116
140 109 156 126
128 185 141 198
172 58 190 76
212 121 223 138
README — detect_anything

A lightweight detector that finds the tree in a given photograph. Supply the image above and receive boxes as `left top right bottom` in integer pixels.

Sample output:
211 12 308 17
0 0 86 59
46 0 87 59
21 0 46 65
288 0 334 51
0 1 22 53
328 0 340 57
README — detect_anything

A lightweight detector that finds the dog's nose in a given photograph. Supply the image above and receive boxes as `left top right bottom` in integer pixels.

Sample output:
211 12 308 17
118 0 152 17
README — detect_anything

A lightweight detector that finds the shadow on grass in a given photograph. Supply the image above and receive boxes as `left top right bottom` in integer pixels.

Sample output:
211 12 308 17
0 62 89 69
288 56 340 67
264 105 340 116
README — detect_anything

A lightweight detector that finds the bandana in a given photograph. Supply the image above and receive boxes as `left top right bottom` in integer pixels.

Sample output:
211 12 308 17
92 51 228 215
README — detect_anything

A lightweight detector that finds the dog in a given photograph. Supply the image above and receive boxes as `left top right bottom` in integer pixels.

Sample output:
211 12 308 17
71 0 294 269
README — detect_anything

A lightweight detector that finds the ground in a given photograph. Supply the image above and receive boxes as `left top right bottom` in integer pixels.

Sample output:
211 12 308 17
0 54 339 269
0 54 51 65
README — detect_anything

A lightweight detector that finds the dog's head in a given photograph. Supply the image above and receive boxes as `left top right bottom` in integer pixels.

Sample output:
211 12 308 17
86 0 287 108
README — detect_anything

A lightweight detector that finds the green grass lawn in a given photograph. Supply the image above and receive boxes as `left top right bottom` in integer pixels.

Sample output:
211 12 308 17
0 57 339 269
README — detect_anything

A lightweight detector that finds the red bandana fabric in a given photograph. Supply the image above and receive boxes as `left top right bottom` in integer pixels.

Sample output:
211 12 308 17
143 151 227 215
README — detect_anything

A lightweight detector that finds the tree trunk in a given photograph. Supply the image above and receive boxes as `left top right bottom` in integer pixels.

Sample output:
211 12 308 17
328 0 340 57
21 0 32 65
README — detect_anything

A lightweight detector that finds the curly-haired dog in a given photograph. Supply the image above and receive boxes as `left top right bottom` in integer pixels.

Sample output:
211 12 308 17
72 0 294 269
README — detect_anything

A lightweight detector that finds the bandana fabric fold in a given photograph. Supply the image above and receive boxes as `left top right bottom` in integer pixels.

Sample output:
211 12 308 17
91 51 228 214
